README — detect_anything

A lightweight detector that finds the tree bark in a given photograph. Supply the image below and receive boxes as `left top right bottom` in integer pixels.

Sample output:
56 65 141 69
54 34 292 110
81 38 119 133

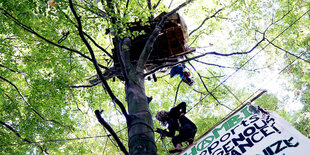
126 71 157 155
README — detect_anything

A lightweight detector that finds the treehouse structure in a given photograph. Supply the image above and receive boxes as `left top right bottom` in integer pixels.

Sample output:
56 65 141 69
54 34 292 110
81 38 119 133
113 12 195 73
90 13 195 84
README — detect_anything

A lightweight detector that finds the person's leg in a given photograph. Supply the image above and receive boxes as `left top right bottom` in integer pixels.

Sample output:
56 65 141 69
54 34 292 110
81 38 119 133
170 135 183 153
181 124 197 144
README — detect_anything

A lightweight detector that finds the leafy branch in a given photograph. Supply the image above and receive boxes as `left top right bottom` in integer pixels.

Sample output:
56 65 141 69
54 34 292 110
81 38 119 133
69 0 129 119
0 8 109 71
0 120 48 154
189 8 223 36
188 61 232 110
0 76 68 128
95 110 129 155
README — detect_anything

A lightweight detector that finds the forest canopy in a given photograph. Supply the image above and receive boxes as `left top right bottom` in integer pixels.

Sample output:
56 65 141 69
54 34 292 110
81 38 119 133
0 0 309 154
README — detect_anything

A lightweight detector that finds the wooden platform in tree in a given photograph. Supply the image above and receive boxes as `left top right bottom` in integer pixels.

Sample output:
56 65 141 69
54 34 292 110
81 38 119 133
113 12 194 71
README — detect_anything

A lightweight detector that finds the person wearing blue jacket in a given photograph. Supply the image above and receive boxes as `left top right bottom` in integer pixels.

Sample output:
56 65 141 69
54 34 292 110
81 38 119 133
170 66 194 86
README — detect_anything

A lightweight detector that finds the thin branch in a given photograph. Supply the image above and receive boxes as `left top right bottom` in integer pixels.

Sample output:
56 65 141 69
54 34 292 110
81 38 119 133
0 120 48 154
202 37 265 56
58 8 114 68
3 92 15 103
0 64 21 73
83 32 113 59
0 134 113 146
187 9 310 113
67 1 108 18
201 75 226 79
102 137 109 154
263 7 294 34
266 38 310 64
152 0 162 10
189 0 240 37
70 83 99 88
189 8 223 36
145 50 206 76
136 0 145 9
188 61 232 110
168 0 174 9
207 69 242 104
146 35 265 76
106 0 132 83
173 80 183 107
188 31 206 47
0 76 67 128
69 0 128 118
193 89 206 95
0 8 109 71
147 0 154 19
136 0 194 72
0 64 30 87
147 0 152 10
194 59 271 71
123 0 130 17
95 110 129 155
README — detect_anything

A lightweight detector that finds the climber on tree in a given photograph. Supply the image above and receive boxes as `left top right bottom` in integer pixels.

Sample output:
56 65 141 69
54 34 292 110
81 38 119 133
170 65 194 86
155 102 197 153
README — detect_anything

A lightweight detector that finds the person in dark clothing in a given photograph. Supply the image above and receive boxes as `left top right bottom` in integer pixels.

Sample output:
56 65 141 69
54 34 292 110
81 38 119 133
155 102 197 153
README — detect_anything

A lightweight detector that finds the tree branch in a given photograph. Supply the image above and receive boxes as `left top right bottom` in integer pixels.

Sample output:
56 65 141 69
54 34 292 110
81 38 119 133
147 0 152 10
145 36 264 76
69 0 128 118
194 59 271 71
95 110 129 155
266 38 310 64
136 0 193 72
0 64 30 87
0 76 67 128
202 37 265 56
70 83 99 88
147 0 154 19
173 80 183 107
152 0 162 10
0 135 114 146
105 0 133 83
83 32 113 59
0 120 48 154
66 1 108 19
188 0 240 37
188 61 232 110
119 38 133 81
0 64 21 74
188 31 206 47
189 8 223 36
144 50 207 76
206 69 242 104
0 8 109 71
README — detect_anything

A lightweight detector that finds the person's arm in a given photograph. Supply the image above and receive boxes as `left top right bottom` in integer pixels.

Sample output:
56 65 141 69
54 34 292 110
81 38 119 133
169 102 186 119
175 102 186 115
155 127 175 137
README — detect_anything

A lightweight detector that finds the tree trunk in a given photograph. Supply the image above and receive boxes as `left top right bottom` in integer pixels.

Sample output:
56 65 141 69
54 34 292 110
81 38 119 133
126 71 157 154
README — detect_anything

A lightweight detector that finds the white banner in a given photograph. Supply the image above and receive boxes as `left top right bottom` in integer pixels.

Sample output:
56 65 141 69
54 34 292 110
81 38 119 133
181 104 310 155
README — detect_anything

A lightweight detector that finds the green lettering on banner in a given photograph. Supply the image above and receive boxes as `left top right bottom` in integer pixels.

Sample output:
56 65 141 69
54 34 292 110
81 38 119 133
184 106 254 155
240 106 253 119
213 106 252 139
213 122 230 138
197 136 214 151
228 115 243 129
